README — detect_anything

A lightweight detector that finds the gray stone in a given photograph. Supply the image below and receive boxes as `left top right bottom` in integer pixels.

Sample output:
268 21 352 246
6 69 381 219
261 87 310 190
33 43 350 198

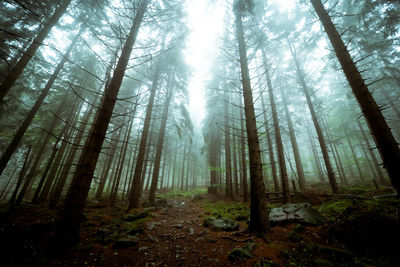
228 247 253 262
147 222 159 230
269 203 326 225
122 211 148 222
204 217 239 231
138 246 149 252
171 224 183 229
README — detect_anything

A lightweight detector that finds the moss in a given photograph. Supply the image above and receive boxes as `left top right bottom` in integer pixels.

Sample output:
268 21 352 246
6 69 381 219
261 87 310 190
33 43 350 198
318 200 355 218
202 202 249 219
157 188 207 199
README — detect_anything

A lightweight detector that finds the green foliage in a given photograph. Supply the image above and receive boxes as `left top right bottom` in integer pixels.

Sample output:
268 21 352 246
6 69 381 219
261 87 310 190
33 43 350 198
203 202 249 219
157 188 207 199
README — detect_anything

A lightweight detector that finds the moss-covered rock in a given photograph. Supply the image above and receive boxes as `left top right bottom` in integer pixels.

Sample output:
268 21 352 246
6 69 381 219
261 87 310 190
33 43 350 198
204 217 239 231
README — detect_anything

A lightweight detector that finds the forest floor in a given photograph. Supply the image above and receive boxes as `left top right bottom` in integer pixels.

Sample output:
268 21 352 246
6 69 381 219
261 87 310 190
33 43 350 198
0 184 400 266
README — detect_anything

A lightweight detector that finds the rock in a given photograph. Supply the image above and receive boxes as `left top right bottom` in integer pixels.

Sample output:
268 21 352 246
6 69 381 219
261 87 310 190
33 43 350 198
204 217 239 231
253 258 279 267
155 199 170 208
112 238 139 249
228 242 258 262
138 246 149 252
127 226 143 236
228 247 253 262
147 222 160 230
288 230 302 242
269 203 326 225
313 259 335 267
144 207 157 212
171 224 183 229
122 211 148 222
188 227 194 235
293 223 305 233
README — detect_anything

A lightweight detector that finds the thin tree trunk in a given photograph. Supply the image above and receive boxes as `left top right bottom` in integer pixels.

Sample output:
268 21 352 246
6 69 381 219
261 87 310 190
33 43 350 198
289 43 338 193
110 115 133 206
281 88 306 191
8 146 31 208
180 142 187 191
148 84 172 203
127 60 161 210
357 119 387 184
311 0 400 193
0 0 72 103
239 106 249 202
224 91 233 199
55 0 148 245
262 50 290 203
260 94 279 192
235 12 270 239
171 141 178 190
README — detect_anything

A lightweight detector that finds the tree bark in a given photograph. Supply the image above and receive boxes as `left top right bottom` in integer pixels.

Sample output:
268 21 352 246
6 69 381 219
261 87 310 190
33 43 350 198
148 83 172 203
235 12 270 239
55 0 148 245
281 87 306 191
311 0 400 193
289 42 338 193
127 57 161 210
224 91 233 199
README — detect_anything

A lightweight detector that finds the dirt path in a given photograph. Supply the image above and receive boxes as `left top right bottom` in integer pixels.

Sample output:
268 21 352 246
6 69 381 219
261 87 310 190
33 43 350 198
72 196 281 267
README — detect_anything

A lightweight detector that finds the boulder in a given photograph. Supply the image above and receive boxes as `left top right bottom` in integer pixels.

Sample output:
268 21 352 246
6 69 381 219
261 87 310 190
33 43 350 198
228 247 253 262
269 203 326 225
204 217 239 231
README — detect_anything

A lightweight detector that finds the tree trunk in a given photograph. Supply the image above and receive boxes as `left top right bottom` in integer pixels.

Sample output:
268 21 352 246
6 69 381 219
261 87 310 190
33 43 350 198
180 142 187 191
0 0 72 103
289 42 338 193
262 51 290 203
55 0 148 245
8 146 31 208
0 26 84 177
148 84 172 203
235 12 270 239
127 57 161 210
344 129 364 181
281 88 306 191
311 0 400 193
224 91 233 199
357 119 387 184
110 115 133 206
260 93 279 192
239 105 249 202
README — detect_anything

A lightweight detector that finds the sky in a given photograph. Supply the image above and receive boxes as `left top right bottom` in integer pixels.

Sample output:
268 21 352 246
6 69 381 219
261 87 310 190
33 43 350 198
183 0 225 127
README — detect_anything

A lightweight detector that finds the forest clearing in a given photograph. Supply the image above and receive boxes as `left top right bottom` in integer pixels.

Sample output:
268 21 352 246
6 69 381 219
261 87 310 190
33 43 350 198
0 0 399 266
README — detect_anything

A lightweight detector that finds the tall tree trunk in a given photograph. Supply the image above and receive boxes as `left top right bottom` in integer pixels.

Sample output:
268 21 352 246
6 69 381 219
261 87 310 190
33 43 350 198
311 0 400 193
260 93 279 192
224 91 233 199
0 26 84 177
289 43 338 193
8 146 31 208
180 142 187 191
344 129 364 181
110 115 133 206
55 0 148 245
281 88 306 191
127 59 161 210
262 50 290 203
0 0 72 103
208 126 218 194
232 131 239 194
357 119 387 184
239 104 249 202
235 12 270 240
148 84 172 203
306 119 325 182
